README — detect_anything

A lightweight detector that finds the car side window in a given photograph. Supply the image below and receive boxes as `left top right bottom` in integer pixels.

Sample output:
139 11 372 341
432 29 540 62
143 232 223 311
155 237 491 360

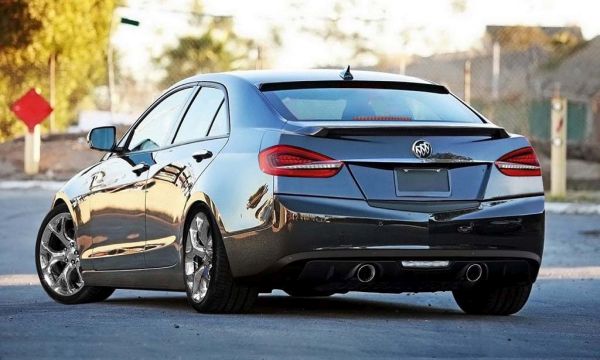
127 87 193 152
173 87 225 144
207 100 228 137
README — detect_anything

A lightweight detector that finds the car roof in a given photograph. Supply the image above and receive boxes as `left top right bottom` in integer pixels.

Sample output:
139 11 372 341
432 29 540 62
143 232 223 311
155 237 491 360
178 69 432 88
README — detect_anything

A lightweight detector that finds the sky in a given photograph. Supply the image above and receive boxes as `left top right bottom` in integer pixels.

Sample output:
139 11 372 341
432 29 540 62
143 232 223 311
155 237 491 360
113 0 600 76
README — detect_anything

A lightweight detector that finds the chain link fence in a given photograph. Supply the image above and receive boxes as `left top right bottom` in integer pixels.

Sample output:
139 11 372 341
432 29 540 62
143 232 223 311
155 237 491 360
403 26 600 145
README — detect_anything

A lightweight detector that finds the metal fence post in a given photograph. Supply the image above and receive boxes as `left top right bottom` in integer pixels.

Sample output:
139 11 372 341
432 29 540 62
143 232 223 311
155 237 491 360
550 86 567 198
464 59 471 104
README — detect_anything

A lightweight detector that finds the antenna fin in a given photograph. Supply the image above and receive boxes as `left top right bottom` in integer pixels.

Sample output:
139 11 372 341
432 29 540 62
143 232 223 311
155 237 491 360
339 65 353 80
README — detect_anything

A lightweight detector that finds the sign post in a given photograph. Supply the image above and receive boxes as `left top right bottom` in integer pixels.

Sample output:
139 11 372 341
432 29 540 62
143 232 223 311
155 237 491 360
10 88 53 175
550 90 568 198
24 125 41 174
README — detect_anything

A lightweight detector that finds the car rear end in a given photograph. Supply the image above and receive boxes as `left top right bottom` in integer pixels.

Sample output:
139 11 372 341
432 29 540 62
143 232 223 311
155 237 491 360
247 77 543 311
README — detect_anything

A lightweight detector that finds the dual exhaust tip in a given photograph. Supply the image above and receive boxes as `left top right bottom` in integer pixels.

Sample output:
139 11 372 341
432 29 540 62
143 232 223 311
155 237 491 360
354 262 483 284
356 264 377 283
465 263 483 283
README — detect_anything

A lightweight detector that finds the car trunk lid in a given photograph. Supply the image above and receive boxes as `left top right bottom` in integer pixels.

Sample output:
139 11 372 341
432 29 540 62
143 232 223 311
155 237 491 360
280 121 512 201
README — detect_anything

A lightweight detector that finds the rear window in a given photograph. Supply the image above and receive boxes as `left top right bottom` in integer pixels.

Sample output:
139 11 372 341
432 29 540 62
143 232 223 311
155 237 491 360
262 85 482 123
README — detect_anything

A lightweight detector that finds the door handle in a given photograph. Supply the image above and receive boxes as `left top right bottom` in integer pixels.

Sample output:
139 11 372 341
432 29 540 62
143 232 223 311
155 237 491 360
192 150 213 162
131 162 150 176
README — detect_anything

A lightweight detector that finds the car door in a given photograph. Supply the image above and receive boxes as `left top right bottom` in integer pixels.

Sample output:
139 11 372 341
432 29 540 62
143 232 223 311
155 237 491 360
87 86 195 271
144 83 230 268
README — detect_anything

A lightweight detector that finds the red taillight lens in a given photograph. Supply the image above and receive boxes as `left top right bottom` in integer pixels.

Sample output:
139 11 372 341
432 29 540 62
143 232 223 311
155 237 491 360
259 145 343 177
495 146 541 176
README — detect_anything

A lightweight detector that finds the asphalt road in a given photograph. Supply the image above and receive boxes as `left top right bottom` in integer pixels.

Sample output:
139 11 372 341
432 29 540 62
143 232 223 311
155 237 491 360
0 189 599 359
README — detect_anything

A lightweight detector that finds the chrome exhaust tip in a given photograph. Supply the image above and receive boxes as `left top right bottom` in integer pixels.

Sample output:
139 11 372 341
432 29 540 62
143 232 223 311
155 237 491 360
356 264 376 283
465 263 483 283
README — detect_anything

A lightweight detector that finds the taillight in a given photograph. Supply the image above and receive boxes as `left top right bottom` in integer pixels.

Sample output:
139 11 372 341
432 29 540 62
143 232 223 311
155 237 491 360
495 146 541 176
259 145 343 177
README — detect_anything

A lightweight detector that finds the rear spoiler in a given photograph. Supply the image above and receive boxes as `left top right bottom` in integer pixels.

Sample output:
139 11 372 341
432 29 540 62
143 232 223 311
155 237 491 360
283 121 510 139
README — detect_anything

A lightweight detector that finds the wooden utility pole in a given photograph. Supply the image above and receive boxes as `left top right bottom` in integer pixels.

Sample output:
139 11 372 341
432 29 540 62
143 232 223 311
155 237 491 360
550 85 568 198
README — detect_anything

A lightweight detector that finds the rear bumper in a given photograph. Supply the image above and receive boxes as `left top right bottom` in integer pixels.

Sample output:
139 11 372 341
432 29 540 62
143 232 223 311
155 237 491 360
276 259 538 294
224 194 544 284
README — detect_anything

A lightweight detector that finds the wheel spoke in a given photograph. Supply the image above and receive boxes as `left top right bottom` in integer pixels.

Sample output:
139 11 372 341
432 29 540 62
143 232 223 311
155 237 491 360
205 234 213 257
48 251 67 269
196 216 210 247
58 265 73 293
41 242 66 270
191 242 206 258
188 228 198 247
40 241 58 257
184 260 195 276
202 263 211 282
198 265 209 298
49 216 71 247
199 277 209 298
191 267 203 297
74 267 84 287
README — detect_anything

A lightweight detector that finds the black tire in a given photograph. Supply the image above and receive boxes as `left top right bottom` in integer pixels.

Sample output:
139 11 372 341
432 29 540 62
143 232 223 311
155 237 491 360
452 284 532 315
285 288 335 297
183 208 258 313
36 204 115 304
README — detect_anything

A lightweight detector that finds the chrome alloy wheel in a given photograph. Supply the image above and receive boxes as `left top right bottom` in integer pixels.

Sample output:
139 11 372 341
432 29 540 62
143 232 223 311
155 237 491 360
185 213 214 303
39 212 84 296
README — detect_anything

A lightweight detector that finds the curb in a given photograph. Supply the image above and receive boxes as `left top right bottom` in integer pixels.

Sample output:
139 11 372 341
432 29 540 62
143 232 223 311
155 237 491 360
0 180 64 191
545 202 600 215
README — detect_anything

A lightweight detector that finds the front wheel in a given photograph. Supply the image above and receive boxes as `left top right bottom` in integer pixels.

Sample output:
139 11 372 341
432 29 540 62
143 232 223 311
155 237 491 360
452 283 532 315
183 209 258 313
36 204 114 304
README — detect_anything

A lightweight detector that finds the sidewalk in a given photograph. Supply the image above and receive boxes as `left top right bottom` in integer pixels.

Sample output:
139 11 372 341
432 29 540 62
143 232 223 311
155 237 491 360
2 180 599 215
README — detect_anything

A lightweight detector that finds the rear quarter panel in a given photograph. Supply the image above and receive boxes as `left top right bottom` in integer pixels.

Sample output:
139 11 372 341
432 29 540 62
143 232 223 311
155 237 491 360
183 77 281 276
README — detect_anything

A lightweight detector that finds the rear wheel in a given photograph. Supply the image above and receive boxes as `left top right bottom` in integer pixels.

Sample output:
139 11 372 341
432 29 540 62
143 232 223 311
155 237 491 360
36 204 114 304
183 209 258 313
452 284 532 315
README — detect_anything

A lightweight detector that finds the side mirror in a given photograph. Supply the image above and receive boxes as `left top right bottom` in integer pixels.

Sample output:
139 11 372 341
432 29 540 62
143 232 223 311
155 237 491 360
87 126 116 152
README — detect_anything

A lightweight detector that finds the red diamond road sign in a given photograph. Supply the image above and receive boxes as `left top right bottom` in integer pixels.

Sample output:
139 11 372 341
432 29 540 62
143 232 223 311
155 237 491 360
10 88 53 132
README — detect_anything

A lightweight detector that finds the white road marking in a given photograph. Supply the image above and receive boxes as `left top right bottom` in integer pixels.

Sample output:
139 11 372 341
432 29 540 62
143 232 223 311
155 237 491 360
0 274 40 286
538 266 600 280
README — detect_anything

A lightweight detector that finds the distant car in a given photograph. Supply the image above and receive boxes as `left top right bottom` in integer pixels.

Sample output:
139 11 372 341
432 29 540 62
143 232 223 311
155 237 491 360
36 69 544 314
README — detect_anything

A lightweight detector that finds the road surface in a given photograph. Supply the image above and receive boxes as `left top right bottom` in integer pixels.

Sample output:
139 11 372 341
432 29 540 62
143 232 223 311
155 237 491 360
0 189 599 358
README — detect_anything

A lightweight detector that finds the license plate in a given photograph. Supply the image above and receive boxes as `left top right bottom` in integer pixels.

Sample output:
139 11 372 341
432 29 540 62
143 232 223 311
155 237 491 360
394 168 450 196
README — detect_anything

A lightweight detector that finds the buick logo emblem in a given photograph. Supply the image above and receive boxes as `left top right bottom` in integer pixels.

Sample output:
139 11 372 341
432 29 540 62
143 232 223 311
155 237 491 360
412 140 432 158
